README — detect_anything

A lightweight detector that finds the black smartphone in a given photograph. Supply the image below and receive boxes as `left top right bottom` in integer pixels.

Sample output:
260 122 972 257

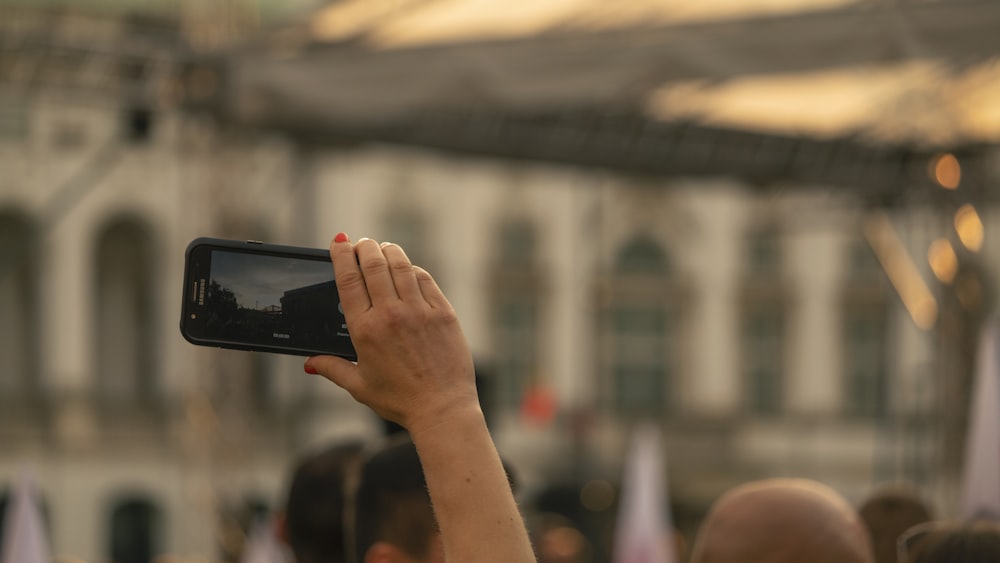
179 237 356 360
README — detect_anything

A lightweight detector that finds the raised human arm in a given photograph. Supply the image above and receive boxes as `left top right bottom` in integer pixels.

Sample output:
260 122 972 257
305 234 536 563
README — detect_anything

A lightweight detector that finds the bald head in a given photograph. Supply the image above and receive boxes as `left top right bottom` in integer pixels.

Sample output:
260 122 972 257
690 479 874 563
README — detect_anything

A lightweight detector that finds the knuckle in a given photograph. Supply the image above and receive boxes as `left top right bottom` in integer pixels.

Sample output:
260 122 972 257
382 303 409 328
353 316 379 338
390 259 413 275
431 307 458 326
360 256 388 276
339 268 364 283
336 269 366 290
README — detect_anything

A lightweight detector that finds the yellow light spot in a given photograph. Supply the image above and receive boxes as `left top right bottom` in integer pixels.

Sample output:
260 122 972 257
928 239 958 284
864 212 938 330
930 153 961 189
955 204 984 252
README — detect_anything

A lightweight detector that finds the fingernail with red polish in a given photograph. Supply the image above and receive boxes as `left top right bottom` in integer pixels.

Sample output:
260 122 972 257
335 232 349 243
304 365 318 375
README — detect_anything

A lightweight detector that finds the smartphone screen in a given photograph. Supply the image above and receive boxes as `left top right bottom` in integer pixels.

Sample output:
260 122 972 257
180 238 356 359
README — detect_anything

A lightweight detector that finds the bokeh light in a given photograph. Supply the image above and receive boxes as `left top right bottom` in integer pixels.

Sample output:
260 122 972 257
955 203 984 252
930 153 961 189
928 239 958 284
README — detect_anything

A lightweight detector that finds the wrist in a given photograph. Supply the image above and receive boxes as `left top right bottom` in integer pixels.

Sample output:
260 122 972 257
405 400 487 442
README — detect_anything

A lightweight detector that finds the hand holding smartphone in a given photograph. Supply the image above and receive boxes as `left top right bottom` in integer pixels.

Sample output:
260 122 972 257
179 237 357 360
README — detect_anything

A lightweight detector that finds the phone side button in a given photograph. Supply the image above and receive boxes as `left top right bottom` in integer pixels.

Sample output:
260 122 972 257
246 240 263 245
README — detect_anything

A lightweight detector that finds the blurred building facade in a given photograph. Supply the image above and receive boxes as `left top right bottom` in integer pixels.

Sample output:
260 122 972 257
1 2 999 562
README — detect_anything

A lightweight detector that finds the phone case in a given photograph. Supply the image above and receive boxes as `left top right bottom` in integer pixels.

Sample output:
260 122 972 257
179 237 357 360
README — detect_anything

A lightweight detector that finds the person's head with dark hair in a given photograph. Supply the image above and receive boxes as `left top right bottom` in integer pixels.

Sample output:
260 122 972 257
354 438 441 563
354 437 519 563
901 520 1000 563
689 478 874 563
279 440 365 563
858 483 934 563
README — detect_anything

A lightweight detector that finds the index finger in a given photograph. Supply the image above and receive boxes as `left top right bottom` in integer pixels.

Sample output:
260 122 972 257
330 232 372 314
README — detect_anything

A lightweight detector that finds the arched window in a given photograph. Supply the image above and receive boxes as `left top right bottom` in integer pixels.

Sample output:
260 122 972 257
108 496 161 563
491 218 542 409
607 235 674 417
615 236 670 275
95 218 157 404
0 211 39 401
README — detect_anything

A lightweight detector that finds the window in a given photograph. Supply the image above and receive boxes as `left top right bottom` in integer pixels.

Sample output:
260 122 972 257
494 292 538 407
109 497 161 563
616 237 669 275
0 211 39 401
95 219 157 404
843 311 888 418
612 306 670 415
743 307 784 414
607 236 675 417
745 229 781 278
491 219 541 408
741 227 786 415
842 237 889 418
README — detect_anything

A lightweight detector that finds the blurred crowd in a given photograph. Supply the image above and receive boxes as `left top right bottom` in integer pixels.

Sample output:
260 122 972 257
2 234 1000 563
248 434 1000 563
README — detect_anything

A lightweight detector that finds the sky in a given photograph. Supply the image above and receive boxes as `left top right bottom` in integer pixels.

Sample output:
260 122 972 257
209 251 333 310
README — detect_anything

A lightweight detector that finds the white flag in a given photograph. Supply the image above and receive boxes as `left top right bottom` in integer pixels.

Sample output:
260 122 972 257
961 317 1000 519
613 424 678 563
0 471 50 563
239 516 288 563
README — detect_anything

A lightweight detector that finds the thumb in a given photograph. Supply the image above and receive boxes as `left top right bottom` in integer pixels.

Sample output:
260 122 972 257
305 355 361 395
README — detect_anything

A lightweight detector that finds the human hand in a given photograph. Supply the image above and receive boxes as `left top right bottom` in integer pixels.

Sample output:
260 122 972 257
307 238 535 563
304 234 480 435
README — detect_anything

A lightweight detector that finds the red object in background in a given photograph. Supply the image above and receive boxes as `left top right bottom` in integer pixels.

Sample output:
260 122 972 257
521 383 558 426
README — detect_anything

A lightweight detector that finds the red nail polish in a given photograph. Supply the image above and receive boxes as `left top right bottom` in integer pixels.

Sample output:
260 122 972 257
334 232 349 243
304 365 318 375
